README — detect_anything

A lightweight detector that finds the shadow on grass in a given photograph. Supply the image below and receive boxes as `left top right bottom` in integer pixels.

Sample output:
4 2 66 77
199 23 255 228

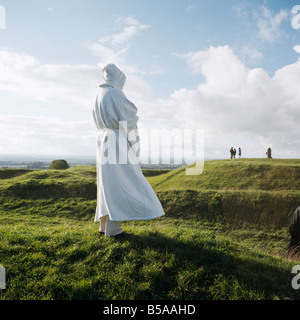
1 229 297 300
106 231 298 300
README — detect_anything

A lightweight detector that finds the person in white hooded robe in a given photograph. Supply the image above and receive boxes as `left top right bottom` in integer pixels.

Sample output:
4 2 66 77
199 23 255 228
93 64 165 238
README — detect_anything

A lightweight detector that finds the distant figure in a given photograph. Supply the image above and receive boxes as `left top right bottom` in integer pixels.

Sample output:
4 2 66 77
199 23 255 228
238 147 241 158
266 147 272 158
92 63 165 238
233 148 236 159
289 206 300 247
284 206 300 260
230 147 233 159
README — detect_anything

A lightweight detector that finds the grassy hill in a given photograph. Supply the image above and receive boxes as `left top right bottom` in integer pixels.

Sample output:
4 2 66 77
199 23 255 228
0 159 299 300
149 158 300 191
149 158 300 228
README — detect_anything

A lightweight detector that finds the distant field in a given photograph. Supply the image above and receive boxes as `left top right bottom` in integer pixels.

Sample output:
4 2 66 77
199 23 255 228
0 159 299 300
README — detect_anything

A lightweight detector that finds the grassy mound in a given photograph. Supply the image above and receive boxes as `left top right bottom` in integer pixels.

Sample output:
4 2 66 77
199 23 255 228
148 158 300 192
1 159 299 228
0 159 299 300
0 166 96 200
0 169 33 180
148 159 300 228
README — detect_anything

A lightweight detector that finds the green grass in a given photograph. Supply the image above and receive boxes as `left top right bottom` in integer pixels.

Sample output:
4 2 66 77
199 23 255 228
0 211 298 300
0 160 299 300
149 159 300 228
148 158 300 191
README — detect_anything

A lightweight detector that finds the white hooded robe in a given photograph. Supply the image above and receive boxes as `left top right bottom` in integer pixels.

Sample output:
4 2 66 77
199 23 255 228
93 64 165 222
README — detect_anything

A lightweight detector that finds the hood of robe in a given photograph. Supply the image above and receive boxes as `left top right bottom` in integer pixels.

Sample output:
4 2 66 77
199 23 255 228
100 64 126 90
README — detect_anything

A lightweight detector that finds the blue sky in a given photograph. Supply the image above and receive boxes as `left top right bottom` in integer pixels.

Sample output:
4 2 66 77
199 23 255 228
0 0 300 159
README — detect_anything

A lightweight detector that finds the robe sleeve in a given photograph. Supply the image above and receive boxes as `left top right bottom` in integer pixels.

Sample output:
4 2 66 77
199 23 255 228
112 89 139 130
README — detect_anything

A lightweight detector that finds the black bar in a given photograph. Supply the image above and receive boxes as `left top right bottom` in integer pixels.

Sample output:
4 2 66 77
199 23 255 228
0 300 297 318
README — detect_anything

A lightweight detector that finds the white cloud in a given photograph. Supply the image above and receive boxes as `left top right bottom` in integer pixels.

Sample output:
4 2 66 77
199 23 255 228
237 45 264 66
173 45 249 95
170 45 300 158
0 48 99 107
2 41 300 159
1 44 300 159
84 16 155 99
0 43 153 109
233 2 250 19
0 16 156 157
99 16 150 46
84 41 126 66
0 114 96 155
0 16 155 108
234 4 289 43
256 6 289 42
293 45 300 53
87 16 151 73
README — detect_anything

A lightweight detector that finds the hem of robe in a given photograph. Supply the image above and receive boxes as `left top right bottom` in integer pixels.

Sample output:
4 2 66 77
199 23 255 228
94 212 164 223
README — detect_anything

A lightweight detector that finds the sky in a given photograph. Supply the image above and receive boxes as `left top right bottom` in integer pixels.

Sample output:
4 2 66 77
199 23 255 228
0 0 300 160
